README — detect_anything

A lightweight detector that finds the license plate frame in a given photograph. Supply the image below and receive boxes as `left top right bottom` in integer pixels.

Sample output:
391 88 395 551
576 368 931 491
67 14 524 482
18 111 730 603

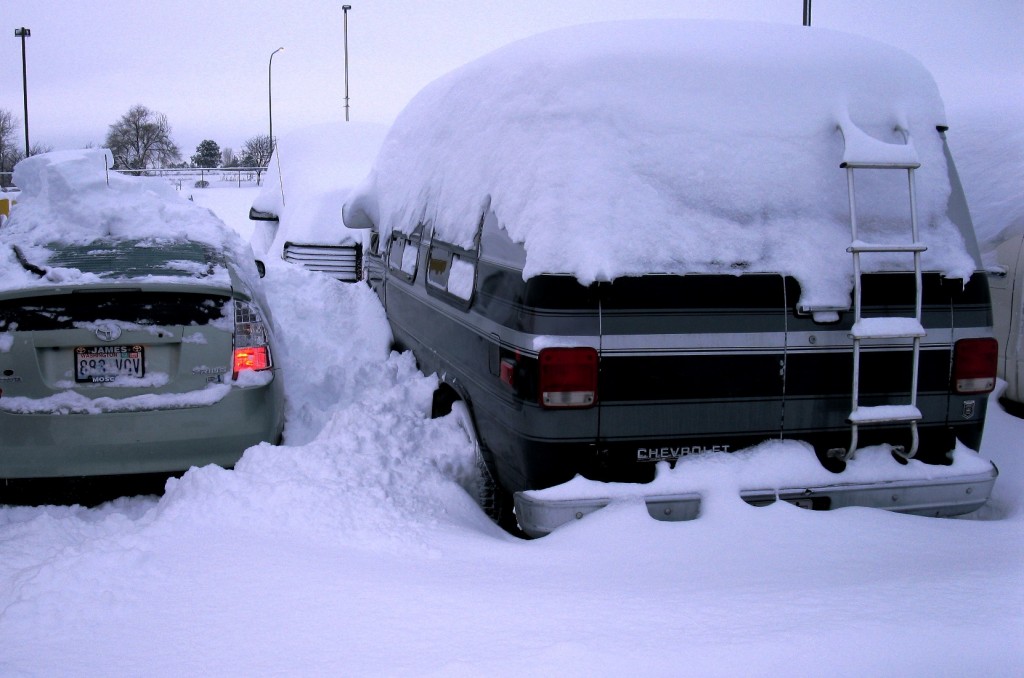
74 345 145 383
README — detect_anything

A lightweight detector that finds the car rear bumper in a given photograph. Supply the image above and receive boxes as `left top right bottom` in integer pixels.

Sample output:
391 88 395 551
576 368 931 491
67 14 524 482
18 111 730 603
0 378 284 478
514 461 998 538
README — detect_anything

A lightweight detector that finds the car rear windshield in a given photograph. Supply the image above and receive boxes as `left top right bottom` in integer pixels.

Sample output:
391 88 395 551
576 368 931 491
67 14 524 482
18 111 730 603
43 239 226 279
0 291 231 331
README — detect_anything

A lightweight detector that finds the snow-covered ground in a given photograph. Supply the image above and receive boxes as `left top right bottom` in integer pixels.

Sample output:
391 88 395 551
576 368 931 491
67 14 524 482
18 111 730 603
0 182 1020 676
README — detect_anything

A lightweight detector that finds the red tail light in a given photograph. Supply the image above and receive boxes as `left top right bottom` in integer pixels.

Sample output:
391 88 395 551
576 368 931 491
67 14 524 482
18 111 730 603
233 346 271 375
232 299 273 379
953 337 997 394
538 347 598 408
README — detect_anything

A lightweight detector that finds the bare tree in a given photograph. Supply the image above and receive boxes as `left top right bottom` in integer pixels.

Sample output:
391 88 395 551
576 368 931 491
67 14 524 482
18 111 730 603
220 146 237 168
241 134 273 168
0 111 52 188
240 134 273 185
0 109 18 188
105 104 181 171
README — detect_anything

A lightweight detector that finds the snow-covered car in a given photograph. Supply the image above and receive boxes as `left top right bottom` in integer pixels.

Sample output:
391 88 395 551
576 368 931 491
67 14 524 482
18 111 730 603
0 149 284 494
346 20 999 536
249 122 387 282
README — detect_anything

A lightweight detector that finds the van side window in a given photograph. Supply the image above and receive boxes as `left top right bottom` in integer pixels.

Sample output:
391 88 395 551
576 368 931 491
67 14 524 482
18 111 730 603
427 239 477 305
387 232 416 281
387 224 426 282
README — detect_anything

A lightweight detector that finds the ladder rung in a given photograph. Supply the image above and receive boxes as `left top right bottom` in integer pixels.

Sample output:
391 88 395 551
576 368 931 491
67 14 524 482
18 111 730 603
840 160 921 170
851 318 926 339
849 405 922 425
848 242 927 253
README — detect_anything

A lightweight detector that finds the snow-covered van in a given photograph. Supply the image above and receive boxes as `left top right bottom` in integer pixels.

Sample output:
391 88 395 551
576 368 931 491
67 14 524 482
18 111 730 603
249 123 387 282
344 20 998 536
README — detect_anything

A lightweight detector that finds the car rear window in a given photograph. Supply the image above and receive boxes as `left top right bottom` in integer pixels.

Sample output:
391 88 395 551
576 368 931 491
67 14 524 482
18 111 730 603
43 239 225 279
0 291 231 332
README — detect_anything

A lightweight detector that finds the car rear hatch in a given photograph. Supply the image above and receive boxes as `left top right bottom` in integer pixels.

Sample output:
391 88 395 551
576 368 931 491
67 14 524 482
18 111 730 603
0 285 235 409
0 239 239 411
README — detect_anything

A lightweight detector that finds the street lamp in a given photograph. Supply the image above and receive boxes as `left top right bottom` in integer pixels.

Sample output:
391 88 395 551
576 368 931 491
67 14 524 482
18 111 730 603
14 27 30 157
268 46 284 154
342 5 351 121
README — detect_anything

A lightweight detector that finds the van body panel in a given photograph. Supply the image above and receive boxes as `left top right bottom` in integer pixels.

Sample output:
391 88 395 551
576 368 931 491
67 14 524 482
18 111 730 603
367 224 995 522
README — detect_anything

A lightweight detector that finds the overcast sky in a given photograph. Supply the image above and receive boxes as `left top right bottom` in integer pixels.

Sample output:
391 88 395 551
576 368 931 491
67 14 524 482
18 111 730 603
2 1 1021 158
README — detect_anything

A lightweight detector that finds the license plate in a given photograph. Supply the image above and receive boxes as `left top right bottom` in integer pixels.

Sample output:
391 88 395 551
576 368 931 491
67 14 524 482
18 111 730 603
74 345 145 383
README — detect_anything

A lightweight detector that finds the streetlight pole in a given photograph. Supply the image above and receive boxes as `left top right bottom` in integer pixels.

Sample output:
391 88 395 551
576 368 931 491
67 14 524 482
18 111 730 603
342 5 351 121
268 46 284 154
14 28 31 157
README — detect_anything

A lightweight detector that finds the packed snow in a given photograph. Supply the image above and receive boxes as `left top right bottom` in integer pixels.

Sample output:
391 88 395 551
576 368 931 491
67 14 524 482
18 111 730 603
0 181 1021 676
346 20 977 310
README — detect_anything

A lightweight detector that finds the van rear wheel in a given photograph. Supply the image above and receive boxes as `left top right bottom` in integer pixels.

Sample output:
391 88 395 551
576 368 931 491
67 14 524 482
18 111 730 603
447 399 520 533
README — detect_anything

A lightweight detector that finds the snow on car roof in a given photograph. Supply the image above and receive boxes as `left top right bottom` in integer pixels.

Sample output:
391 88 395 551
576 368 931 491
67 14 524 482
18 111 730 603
0 149 258 292
346 19 977 308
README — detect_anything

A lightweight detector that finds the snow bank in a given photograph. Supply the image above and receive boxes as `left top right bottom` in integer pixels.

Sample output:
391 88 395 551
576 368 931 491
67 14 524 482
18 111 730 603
250 122 387 255
0 149 259 292
351 20 977 308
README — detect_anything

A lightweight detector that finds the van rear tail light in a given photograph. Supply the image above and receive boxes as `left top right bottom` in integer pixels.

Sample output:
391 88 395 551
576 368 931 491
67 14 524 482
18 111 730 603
953 337 997 394
232 299 273 379
539 347 597 408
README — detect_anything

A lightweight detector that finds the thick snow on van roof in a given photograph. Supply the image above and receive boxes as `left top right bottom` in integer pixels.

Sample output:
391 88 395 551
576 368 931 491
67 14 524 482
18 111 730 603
0 149 256 292
348 20 977 308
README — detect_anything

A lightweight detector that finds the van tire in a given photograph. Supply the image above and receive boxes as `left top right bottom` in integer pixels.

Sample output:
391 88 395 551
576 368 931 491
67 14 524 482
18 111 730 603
447 399 521 535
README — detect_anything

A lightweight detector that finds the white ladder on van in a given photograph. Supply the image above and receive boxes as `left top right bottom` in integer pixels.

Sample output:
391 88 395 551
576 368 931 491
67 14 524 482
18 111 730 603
838 122 927 462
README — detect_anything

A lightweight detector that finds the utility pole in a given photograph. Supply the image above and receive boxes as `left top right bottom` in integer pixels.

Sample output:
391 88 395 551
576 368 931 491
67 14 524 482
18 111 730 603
343 5 352 121
14 28 31 156
803 0 813 27
269 47 284 153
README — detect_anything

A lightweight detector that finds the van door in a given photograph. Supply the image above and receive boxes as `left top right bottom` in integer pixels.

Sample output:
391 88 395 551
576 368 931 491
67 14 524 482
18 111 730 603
595 274 788 481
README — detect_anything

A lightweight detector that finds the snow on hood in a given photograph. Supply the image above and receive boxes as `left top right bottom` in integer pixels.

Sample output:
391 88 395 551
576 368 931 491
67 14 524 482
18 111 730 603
347 19 977 308
0 148 260 292
250 122 387 254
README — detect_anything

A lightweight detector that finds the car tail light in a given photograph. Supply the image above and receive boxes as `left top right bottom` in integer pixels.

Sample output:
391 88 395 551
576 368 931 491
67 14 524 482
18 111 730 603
538 347 598 408
953 337 997 394
233 299 273 378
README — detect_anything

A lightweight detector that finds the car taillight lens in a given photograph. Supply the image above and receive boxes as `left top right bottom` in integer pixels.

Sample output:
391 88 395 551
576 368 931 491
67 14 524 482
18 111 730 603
539 347 598 408
953 337 997 394
233 346 271 374
233 299 273 378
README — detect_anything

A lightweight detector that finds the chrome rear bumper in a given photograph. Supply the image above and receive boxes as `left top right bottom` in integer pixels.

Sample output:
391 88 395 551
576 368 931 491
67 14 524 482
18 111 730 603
514 465 998 538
